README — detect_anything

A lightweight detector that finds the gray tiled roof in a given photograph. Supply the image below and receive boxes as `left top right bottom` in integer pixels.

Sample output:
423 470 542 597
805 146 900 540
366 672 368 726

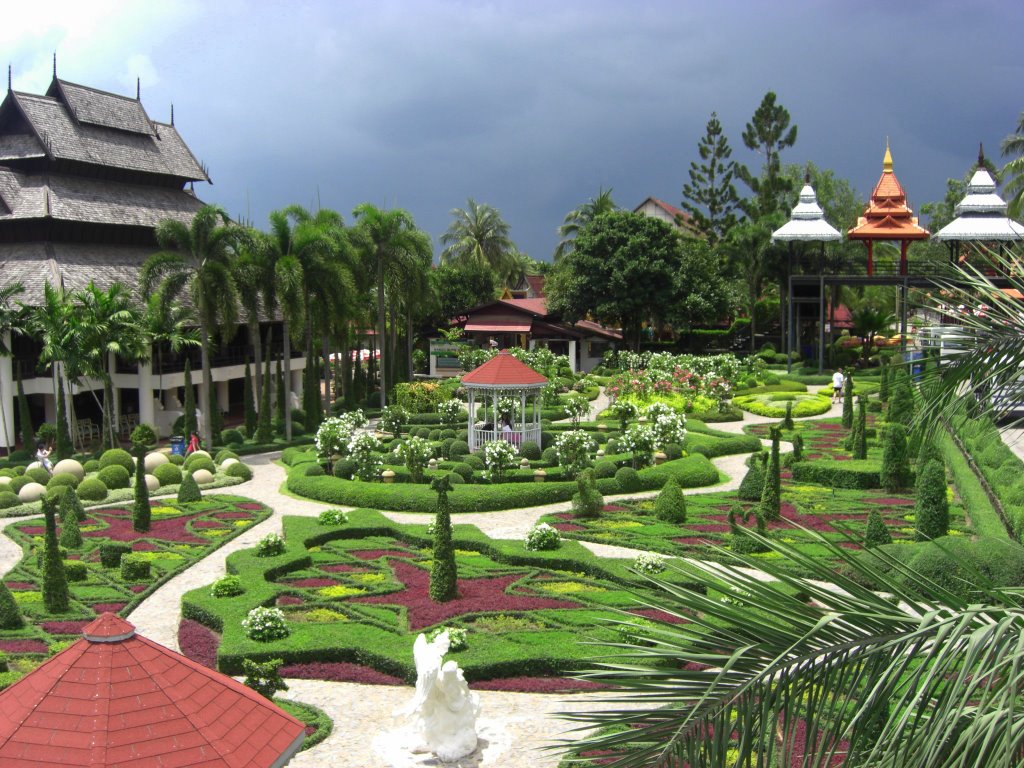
0 133 46 161
53 79 156 136
0 167 203 227
11 92 208 182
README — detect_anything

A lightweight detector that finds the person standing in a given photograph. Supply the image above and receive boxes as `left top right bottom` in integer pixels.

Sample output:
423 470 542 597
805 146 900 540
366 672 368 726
831 368 845 404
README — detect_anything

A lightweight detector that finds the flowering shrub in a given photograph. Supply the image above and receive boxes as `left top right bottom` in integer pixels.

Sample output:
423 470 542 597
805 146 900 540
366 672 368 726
563 392 590 427
348 433 383 481
318 509 349 526
483 440 518 483
256 532 286 557
525 522 561 551
397 435 433 483
315 410 367 458
497 396 521 422
647 405 686 448
438 399 463 427
542 382 562 407
427 626 468 651
633 552 667 575
611 399 640 429
555 430 596 479
379 405 408 436
211 575 245 598
242 606 290 642
620 423 656 469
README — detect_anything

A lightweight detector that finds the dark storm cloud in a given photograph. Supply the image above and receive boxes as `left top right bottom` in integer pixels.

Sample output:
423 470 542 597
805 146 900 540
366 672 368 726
14 1 1021 261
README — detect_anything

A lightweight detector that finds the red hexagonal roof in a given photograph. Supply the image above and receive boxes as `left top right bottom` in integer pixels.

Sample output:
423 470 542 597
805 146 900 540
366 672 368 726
460 350 548 387
0 614 305 767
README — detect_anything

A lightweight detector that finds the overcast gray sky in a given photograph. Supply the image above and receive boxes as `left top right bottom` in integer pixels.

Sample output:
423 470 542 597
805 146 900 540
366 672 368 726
7 1 1022 262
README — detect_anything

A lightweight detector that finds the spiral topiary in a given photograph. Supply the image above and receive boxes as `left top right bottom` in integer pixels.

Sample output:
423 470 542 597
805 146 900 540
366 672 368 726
429 474 458 603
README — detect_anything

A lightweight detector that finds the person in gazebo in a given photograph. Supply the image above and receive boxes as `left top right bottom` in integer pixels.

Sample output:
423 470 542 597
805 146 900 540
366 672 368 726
501 417 517 445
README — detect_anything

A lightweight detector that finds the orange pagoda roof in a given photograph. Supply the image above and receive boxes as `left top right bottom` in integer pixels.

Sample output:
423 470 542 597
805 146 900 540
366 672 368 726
461 350 548 388
848 144 930 242
0 613 306 767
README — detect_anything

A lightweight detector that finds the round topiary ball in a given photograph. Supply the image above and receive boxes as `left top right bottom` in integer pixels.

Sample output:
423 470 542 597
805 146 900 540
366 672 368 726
594 460 618 479
0 476 10 486
447 471 465 484
191 468 215 485
463 454 485 472
614 466 641 493
84 459 100 473
183 454 216 474
0 491 20 509
303 464 325 477
188 449 212 462
52 459 85 481
97 465 131 490
226 462 253 481
77 477 108 502
168 453 185 466
220 458 239 470
153 463 183 487
18 482 46 502
9 476 31 494
25 467 50 486
99 448 134 473
332 458 357 479
144 452 169 472
144 474 160 493
215 449 240 464
47 472 80 490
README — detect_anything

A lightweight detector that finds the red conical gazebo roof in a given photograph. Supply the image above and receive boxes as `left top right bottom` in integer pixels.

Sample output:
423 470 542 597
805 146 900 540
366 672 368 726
461 350 548 388
848 144 930 243
0 614 305 767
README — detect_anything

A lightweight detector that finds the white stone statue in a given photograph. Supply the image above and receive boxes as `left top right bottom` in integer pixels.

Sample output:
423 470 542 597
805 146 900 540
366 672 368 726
396 631 481 763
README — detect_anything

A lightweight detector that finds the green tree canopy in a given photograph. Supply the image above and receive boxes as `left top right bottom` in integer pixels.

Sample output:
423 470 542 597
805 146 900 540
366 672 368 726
737 91 799 219
440 198 517 280
554 187 618 260
681 112 739 245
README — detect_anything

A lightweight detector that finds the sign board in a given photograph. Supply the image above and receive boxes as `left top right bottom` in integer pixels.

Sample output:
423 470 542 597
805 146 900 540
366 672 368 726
429 340 463 376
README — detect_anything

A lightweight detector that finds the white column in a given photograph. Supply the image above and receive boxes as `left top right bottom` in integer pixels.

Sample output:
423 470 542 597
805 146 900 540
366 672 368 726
138 362 155 428
197 380 209 432
291 369 303 410
568 340 578 373
528 338 537 351
0 333 14 451
108 352 121 423
216 380 229 415
468 389 475 451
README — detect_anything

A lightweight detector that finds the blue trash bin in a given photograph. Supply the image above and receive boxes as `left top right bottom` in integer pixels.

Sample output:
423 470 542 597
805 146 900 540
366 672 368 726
170 436 186 456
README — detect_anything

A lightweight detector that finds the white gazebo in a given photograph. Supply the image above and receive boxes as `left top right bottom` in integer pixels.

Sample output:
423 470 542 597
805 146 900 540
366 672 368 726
461 351 547 451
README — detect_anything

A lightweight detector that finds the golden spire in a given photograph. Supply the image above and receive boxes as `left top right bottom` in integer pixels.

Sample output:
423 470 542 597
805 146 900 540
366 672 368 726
883 138 893 172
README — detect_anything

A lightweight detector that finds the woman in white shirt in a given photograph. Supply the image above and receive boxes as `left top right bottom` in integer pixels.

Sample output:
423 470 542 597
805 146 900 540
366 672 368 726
831 368 845 404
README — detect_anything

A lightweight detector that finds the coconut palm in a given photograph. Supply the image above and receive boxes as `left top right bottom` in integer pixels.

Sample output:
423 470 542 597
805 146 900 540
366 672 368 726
1000 112 1024 219
352 204 432 408
0 282 26 452
26 282 82 454
849 305 895 365
231 227 274 401
142 294 199 419
440 198 517 280
75 281 148 448
554 187 617 261
140 204 240 450
560 527 1024 767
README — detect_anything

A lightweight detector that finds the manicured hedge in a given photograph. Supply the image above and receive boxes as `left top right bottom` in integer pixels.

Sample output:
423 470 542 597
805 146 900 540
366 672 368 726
733 393 832 419
791 459 883 490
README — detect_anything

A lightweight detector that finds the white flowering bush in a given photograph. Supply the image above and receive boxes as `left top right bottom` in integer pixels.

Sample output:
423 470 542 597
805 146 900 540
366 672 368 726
428 626 468 651
483 439 518 483
648 406 686 448
348 432 383 481
611 399 640 429
397 435 433 483
242 606 290 642
379 405 408 436
438 398 463 427
256 532 285 557
525 522 561 551
620 423 656 469
555 429 596 479
633 551 667 575
564 392 591 427
542 382 562 406
497 396 521 422
318 508 349 526
314 410 367 458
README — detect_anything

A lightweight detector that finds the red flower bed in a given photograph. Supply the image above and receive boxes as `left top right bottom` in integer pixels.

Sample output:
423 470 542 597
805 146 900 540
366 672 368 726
91 602 126 614
472 676 609 693
192 520 227 529
631 608 690 624
277 595 304 606
85 511 207 544
280 578 338 588
178 618 219 670
234 503 265 511
0 639 48 654
352 560 579 630
321 564 367 573
278 661 404 686
552 523 586 532
132 541 158 551
602 505 626 512
129 584 147 593
4 581 34 590
16 526 44 536
213 511 252 519
42 620 91 635
685 524 730 533
351 549 416 560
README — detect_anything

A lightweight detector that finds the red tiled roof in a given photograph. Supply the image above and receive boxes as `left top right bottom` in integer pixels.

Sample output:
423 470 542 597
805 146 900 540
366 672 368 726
0 614 305 767
500 298 548 316
848 147 929 242
525 274 545 297
461 350 548 387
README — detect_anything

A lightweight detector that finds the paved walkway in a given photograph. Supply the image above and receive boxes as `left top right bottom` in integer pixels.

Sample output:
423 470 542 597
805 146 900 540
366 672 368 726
0 393 842 767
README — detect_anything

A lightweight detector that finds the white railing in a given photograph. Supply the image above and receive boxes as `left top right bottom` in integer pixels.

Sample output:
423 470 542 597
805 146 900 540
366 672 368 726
470 425 542 451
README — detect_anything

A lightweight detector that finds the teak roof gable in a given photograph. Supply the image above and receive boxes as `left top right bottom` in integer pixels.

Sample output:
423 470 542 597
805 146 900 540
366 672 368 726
47 77 157 137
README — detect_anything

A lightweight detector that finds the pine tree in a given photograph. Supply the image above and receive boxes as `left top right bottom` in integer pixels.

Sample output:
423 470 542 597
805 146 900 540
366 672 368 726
61 485 87 522
132 443 150 532
790 432 803 463
842 373 854 428
178 471 201 503
41 496 69 613
256 351 273 444
760 426 782 521
429 474 458 602
853 397 868 460
182 358 196 438
680 112 740 246
736 91 799 219
654 477 687 523
917 432 942 468
887 366 916 427
864 509 893 548
0 581 24 629
878 358 890 402
914 458 949 541
58 492 83 548
54 376 72 460
782 402 794 431
16 371 33 449
738 453 767 501
880 423 911 492
243 360 257 437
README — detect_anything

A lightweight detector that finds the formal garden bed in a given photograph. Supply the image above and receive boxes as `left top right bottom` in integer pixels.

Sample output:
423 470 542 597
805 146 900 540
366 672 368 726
179 511 704 691
0 494 270 688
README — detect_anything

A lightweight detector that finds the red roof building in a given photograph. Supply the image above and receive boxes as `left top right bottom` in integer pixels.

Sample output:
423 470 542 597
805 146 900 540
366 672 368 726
0 614 305 767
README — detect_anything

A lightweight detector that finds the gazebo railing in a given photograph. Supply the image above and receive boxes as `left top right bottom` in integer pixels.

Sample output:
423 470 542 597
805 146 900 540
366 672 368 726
471 425 542 450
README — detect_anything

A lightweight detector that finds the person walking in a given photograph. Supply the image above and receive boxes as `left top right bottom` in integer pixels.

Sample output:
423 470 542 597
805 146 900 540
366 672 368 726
831 368 845 404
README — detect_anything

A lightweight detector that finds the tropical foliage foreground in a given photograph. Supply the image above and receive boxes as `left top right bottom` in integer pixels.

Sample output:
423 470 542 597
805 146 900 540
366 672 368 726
559 528 1024 767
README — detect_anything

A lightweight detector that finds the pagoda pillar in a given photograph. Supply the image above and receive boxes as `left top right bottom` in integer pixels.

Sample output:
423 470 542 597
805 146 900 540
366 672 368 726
899 240 908 276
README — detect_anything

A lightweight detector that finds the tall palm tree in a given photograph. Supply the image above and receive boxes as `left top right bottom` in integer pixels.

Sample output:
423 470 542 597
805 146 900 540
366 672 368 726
26 282 82 453
440 198 517 280
142 294 199 413
1000 112 1024 219
554 187 617 261
141 204 240 450
231 227 273 401
0 282 26 453
75 281 147 449
352 204 432 408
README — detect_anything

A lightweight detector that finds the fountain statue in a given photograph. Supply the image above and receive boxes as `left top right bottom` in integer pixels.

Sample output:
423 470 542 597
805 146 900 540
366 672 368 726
396 630 481 762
